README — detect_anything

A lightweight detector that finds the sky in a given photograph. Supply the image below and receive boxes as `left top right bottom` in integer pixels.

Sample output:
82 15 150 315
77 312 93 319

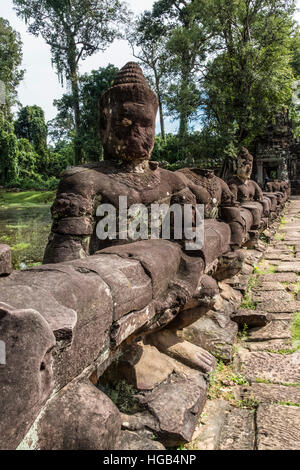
1 0 156 122
1 0 300 131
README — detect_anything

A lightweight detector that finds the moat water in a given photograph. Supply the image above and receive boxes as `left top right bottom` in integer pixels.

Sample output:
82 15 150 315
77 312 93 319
0 193 53 270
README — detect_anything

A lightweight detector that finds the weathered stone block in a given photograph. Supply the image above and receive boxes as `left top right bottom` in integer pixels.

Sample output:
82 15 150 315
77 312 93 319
0 244 12 276
256 404 300 450
19 379 121 450
0 302 55 450
231 309 272 328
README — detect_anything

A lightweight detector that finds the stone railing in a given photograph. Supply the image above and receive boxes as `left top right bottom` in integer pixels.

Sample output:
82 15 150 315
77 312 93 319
0 185 289 450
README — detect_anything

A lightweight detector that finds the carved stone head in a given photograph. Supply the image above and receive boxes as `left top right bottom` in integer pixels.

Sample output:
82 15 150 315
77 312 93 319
99 62 159 163
236 147 253 181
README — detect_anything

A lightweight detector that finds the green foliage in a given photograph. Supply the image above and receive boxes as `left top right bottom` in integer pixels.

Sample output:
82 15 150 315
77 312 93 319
14 105 48 157
0 117 19 184
203 0 296 149
13 0 129 164
291 312 300 346
275 401 300 407
0 190 55 207
99 379 142 414
149 0 216 138
48 65 119 162
0 17 24 116
152 132 224 168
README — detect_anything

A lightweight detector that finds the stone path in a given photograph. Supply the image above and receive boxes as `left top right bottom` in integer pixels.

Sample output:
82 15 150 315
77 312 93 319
188 199 300 451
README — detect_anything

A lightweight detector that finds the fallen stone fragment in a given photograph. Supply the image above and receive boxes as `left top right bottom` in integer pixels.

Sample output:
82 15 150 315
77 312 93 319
189 399 231 450
182 311 238 363
139 371 207 447
239 383 300 404
246 319 291 342
256 404 300 450
241 263 254 275
231 309 271 328
223 275 249 293
116 430 165 450
219 408 255 450
114 342 174 390
235 350 300 385
147 329 216 374
0 244 12 276
120 411 160 433
19 379 121 450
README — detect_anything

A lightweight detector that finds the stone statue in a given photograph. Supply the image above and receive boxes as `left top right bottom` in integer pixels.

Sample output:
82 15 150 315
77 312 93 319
228 147 263 204
44 62 201 264
227 147 271 230
176 168 233 219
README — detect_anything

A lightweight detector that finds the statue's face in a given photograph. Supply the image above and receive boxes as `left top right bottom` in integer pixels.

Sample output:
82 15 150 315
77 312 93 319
237 156 253 180
100 95 156 162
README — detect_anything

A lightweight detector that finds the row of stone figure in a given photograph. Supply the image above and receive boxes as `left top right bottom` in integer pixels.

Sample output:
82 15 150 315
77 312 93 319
0 61 291 450
43 147 290 269
42 62 290 267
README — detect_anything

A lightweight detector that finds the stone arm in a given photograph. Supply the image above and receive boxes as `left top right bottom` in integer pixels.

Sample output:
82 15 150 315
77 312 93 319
43 176 95 264
253 181 263 201
228 181 239 204
220 179 235 207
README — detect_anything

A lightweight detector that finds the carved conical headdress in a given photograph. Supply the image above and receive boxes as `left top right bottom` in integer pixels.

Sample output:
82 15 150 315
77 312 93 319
112 62 150 87
100 62 158 108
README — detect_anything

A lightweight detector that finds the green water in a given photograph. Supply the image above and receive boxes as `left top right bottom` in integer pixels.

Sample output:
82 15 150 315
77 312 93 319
0 191 55 270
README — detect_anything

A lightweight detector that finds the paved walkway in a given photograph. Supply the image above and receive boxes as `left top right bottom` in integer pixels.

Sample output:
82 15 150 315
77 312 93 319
188 199 300 451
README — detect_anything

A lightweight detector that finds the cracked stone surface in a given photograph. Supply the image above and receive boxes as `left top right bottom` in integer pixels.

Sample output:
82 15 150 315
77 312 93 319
259 272 299 283
246 319 292 342
256 404 300 450
219 408 255 450
236 350 300 384
186 200 300 451
239 383 300 404
252 290 293 303
258 300 300 313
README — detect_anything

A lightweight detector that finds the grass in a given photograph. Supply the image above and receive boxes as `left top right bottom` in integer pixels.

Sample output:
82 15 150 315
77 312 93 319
275 401 300 407
240 275 258 310
256 378 300 387
0 190 55 208
208 360 250 404
10 242 31 251
291 312 300 347
280 217 287 226
274 233 286 241
237 324 249 340
253 263 277 275
98 379 142 414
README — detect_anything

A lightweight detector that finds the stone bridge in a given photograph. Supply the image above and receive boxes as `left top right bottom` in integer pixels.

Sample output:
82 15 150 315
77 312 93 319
0 62 296 450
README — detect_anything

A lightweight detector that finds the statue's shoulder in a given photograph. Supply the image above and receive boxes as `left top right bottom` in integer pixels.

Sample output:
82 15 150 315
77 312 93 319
61 161 114 179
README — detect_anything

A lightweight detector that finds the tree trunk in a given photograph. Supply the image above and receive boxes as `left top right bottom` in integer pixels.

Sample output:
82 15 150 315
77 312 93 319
68 40 83 165
70 74 83 165
153 70 165 140
178 76 189 140
158 96 165 140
